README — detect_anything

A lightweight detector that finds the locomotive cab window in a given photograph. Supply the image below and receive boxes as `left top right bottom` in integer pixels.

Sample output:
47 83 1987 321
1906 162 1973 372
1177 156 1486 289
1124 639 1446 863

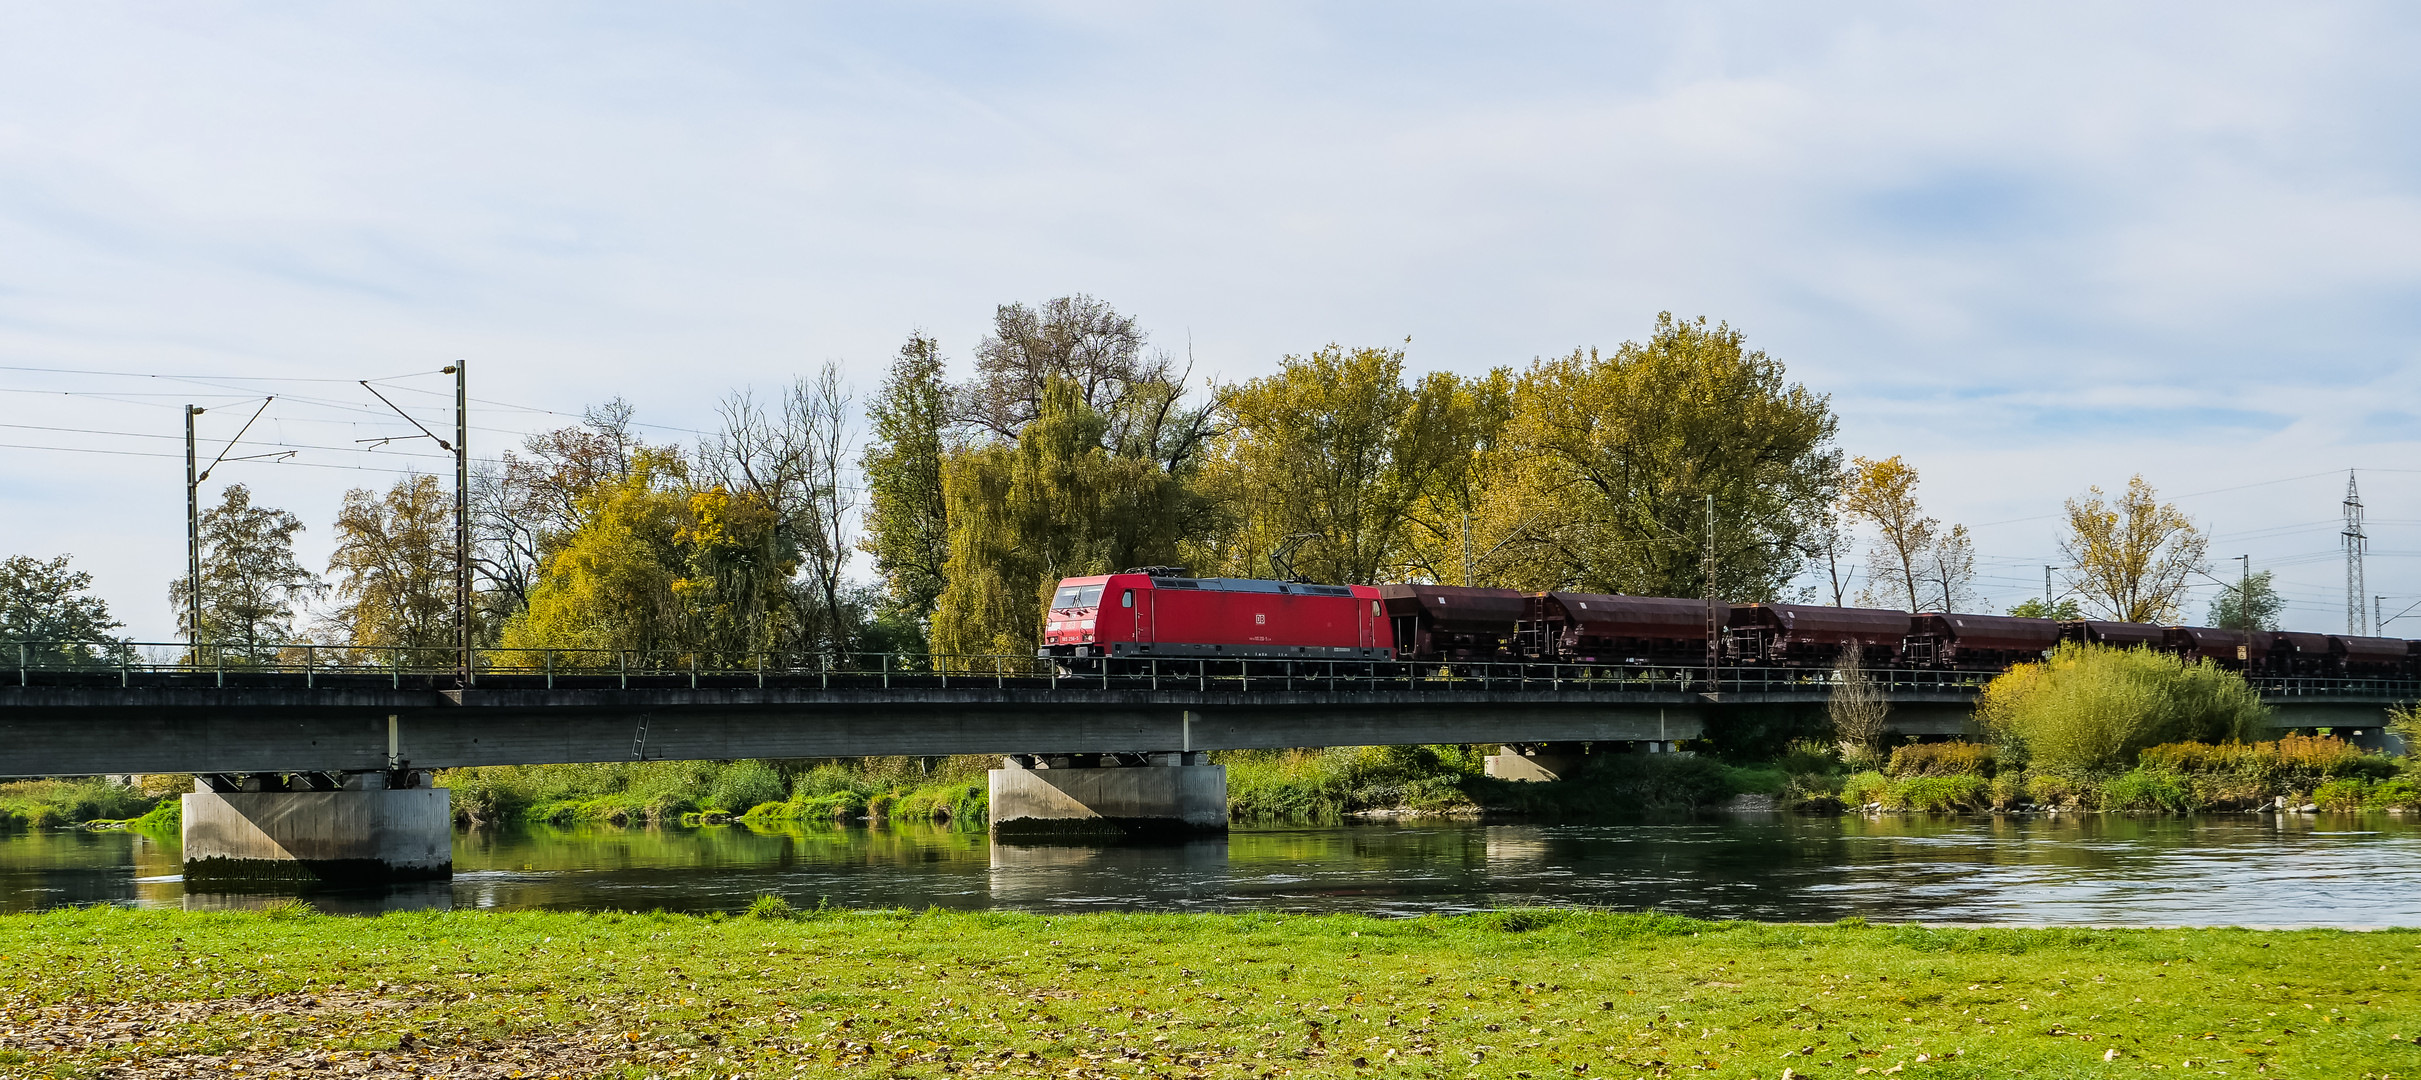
1121 589 1135 608
1052 584 1105 609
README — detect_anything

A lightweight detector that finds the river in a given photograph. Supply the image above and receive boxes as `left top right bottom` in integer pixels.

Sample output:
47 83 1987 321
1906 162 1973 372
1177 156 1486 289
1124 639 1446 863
5 814 2419 926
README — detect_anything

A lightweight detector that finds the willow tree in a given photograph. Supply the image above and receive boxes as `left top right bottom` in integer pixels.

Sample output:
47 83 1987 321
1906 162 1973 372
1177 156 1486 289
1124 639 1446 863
1484 313 1841 600
1195 345 1497 585
929 379 1191 660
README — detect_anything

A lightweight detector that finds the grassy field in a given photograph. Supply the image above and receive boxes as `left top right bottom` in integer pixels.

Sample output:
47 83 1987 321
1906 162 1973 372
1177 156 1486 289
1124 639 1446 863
1 907 2416 1079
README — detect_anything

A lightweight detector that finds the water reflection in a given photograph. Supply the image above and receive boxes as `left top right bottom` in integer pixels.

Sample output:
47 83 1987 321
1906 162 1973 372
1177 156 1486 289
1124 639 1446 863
4 814 2418 926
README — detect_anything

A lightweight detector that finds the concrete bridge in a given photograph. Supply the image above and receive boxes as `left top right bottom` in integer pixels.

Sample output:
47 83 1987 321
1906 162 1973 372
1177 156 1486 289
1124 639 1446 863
4 649 2410 882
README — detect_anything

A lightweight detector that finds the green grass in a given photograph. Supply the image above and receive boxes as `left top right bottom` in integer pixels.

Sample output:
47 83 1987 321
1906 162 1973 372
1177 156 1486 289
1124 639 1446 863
1 908 2416 1078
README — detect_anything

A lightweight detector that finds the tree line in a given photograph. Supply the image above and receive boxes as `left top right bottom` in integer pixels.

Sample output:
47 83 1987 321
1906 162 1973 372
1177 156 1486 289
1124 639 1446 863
0 295 2278 664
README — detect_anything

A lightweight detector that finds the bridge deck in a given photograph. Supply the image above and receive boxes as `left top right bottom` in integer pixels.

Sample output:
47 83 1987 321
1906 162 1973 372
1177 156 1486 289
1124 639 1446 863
3 656 2408 776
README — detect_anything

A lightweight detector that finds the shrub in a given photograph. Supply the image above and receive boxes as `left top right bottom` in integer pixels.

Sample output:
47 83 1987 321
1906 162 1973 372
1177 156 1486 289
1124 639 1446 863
2025 772 2091 810
1840 771 1888 807
1886 742 1994 778
1977 643 2266 772
2101 769 2197 813
1988 771 2027 810
2365 776 2420 809
1779 772 1844 813
1888 774 1988 812
2277 734 2363 777
703 760 785 814
2313 777 2371 812
1778 739 1840 775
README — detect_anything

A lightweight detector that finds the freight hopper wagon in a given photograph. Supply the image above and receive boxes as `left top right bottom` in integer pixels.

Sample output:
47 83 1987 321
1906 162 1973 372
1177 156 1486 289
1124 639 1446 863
1042 570 1391 671
1902 613 2061 670
1518 592 1723 665
1378 584 1527 661
1725 604 1913 667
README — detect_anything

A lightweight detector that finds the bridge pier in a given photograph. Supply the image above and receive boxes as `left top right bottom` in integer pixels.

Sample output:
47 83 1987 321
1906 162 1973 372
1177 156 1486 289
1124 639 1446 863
989 753 1227 838
182 772 451 885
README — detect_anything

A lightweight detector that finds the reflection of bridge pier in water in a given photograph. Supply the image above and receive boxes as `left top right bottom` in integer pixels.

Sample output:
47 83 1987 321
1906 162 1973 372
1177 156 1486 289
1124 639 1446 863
987 836 1230 908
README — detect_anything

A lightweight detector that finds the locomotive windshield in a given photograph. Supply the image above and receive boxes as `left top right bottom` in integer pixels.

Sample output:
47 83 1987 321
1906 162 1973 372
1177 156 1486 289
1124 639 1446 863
1051 584 1104 609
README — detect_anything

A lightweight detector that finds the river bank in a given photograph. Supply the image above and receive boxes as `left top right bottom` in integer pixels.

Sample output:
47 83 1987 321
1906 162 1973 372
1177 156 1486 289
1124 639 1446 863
3 906 2415 1078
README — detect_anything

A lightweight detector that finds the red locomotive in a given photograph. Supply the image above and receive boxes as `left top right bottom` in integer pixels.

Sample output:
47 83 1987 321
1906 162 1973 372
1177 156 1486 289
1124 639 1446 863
1041 568 1391 664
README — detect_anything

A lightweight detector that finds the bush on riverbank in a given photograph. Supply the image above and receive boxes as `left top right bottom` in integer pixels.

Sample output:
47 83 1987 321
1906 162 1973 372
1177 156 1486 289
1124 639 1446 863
0 777 162 831
440 756 997 827
1978 642 2267 771
1822 735 2408 814
1220 745 1486 821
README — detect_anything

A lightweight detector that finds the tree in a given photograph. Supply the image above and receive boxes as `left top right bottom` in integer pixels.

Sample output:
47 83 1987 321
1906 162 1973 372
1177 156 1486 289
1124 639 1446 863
1828 644 1889 767
1843 456 1935 611
1483 313 1841 600
2007 597 2084 620
500 453 692 656
1922 523 1979 613
168 484 322 658
672 485 800 659
0 554 130 666
1805 503 1859 606
706 363 856 654
956 295 1214 471
860 334 955 644
1196 345 1481 584
2060 475 2207 624
930 379 1191 661
474 399 650 625
1395 369 1515 586
2206 570 2283 632
325 474 455 657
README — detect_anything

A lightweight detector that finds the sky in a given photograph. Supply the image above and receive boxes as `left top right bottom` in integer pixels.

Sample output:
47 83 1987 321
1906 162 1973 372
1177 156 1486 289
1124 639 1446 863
2 2 2418 641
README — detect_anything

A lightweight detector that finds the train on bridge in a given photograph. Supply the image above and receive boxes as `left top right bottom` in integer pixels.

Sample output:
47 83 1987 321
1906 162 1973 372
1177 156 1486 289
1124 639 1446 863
1042 568 2421 679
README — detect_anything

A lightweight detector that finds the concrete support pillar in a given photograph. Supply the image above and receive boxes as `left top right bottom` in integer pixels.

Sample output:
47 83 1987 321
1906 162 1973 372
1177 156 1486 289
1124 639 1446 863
989 753 1226 838
182 778 451 884
1485 741 1590 782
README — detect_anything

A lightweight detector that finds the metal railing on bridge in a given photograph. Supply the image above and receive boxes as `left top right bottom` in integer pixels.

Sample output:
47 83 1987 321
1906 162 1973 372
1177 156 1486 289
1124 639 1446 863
12 639 2411 699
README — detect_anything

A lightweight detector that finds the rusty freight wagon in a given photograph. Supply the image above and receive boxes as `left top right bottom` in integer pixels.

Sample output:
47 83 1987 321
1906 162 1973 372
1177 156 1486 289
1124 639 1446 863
1902 613 2061 670
1517 592 1721 665
2331 635 2411 678
1723 604 1913 667
2061 620 2170 650
2165 626 2267 671
1377 584 1526 661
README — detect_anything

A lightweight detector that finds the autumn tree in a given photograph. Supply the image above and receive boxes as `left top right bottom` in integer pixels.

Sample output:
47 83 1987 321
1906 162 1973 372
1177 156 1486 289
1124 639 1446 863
325 474 455 657
2060 475 2207 624
0 554 131 666
1805 503 1858 606
1843 455 1935 611
500 453 693 656
859 334 955 645
1482 314 1841 600
474 399 649 624
930 379 1192 661
1196 346 1490 584
672 485 800 659
169 483 323 658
